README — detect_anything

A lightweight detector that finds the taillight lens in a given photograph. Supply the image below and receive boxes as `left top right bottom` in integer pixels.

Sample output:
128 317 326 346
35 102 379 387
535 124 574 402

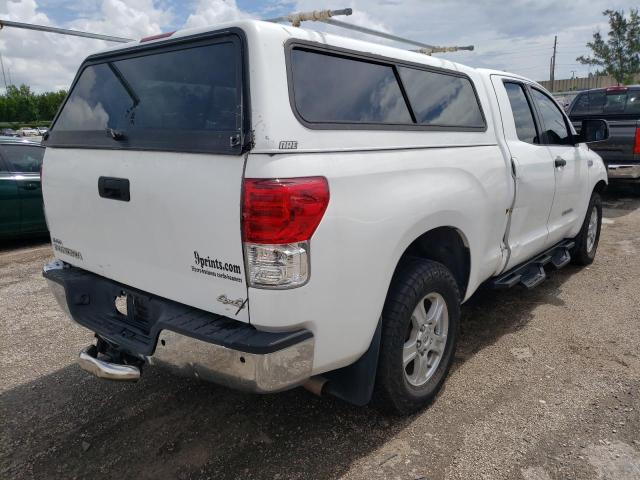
242 177 329 289
634 127 640 155
242 177 329 244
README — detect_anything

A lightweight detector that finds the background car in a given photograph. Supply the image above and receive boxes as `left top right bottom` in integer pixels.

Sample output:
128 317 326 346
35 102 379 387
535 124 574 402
17 127 39 137
0 137 47 239
568 85 640 184
36 127 49 135
0 128 19 137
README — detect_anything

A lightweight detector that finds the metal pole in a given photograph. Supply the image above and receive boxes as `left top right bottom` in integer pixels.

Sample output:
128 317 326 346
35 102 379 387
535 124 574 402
265 8 352 26
0 19 133 43
414 45 474 55
266 8 471 52
321 17 437 49
1 8 473 55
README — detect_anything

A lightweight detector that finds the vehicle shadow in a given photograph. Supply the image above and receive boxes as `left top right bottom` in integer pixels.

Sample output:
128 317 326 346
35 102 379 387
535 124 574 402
0 264 582 480
0 235 50 254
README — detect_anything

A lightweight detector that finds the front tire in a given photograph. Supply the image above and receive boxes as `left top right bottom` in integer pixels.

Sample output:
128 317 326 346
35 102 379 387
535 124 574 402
373 259 460 415
571 192 602 266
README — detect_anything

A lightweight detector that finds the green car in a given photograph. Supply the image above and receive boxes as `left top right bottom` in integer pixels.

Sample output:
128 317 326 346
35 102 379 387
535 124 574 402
0 137 47 239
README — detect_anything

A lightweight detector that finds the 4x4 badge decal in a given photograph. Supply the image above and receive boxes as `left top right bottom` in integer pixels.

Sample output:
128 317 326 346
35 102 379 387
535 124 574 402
217 295 248 314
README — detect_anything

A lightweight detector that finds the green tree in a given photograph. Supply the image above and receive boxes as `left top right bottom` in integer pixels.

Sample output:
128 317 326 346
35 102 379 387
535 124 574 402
577 8 640 84
36 90 67 120
0 84 67 124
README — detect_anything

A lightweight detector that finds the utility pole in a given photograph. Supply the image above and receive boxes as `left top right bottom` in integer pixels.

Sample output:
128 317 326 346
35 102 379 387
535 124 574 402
550 35 557 92
0 52 7 91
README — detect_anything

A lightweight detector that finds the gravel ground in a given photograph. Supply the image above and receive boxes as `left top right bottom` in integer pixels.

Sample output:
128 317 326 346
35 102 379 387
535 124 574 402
1 186 639 480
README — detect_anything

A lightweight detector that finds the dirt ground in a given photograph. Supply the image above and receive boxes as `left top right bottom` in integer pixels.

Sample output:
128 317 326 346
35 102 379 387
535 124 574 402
1 186 639 480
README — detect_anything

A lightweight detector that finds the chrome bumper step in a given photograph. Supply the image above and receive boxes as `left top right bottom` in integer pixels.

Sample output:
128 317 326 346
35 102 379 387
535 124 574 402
78 345 141 381
492 240 575 290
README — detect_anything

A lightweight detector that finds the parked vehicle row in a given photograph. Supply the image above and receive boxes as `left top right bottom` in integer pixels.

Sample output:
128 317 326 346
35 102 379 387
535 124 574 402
0 137 47 239
42 19 608 414
0 127 48 137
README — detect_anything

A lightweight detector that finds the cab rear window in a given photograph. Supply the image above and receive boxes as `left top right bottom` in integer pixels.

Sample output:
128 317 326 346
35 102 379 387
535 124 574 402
47 34 246 154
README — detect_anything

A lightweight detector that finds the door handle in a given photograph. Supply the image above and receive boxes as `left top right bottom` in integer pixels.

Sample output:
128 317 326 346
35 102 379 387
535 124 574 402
19 183 39 190
554 157 567 168
98 177 130 202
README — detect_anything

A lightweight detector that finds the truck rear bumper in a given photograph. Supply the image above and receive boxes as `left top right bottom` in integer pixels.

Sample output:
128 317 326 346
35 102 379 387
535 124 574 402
43 260 314 393
607 164 640 180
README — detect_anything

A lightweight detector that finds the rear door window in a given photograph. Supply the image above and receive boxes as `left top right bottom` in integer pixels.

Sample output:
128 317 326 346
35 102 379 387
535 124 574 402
48 34 245 154
0 145 44 173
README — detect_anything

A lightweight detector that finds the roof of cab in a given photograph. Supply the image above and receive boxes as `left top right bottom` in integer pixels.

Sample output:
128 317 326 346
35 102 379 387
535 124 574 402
88 18 481 77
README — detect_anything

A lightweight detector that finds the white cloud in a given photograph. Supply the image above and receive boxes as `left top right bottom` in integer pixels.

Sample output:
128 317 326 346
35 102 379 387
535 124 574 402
285 0 634 81
0 0 174 93
184 0 249 29
0 0 637 95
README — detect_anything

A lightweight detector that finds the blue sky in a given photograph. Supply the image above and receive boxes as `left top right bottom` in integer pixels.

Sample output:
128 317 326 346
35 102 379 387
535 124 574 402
34 0 286 27
0 0 637 92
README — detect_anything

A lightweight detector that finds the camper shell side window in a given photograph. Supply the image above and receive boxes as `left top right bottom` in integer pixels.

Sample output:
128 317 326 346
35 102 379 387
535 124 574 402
286 41 487 132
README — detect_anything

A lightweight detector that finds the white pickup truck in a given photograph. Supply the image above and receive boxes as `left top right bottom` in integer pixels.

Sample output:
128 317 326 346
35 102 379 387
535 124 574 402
42 19 609 414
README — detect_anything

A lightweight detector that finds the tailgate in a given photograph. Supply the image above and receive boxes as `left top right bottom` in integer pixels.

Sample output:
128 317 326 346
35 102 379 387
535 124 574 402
41 29 251 321
588 119 639 164
43 148 249 321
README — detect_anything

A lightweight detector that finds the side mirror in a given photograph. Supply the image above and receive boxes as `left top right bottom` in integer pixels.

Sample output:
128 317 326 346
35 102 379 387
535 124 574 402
577 119 609 144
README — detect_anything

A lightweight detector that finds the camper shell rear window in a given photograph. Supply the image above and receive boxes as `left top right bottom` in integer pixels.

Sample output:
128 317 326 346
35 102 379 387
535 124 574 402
46 30 248 154
286 42 486 131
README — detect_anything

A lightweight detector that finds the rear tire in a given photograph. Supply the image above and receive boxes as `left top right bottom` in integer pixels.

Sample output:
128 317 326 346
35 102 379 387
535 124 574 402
373 259 460 415
571 191 602 266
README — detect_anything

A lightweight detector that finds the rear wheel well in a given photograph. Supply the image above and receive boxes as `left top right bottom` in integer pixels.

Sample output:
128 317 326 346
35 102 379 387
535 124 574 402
398 227 471 298
594 180 607 194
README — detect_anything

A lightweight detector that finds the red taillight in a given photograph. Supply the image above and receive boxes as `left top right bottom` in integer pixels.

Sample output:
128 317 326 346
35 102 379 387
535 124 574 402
606 86 628 93
634 127 640 155
242 177 330 244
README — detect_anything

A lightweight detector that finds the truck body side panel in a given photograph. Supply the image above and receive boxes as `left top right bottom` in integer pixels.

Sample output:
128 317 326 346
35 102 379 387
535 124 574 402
245 146 511 374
